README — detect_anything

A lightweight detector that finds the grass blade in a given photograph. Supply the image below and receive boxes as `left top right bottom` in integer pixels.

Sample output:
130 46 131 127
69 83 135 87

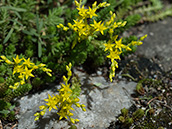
3 28 14 44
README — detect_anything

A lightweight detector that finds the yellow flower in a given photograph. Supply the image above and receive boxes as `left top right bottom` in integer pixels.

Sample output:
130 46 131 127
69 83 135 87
44 94 58 111
77 5 88 18
23 58 34 67
73 19 85 29
13 65 23 75
115 38 126 51
92 20 107 35
62 104 74 113
20 80 25 85
87 7 97 18
104 40 115 51
106 50 121 62
77 27 85 36
91 20 101 30
59 83 72 101
58 110 68 120
22 67 34 80
13 55 23 64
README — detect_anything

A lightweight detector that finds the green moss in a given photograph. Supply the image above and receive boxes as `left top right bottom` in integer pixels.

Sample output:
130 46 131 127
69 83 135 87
0 77 5 83
0 44 3 53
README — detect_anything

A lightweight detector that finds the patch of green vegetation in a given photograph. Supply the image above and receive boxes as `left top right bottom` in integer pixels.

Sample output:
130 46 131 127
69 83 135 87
118 108 145 128
0 100 16 121
135 108 172 128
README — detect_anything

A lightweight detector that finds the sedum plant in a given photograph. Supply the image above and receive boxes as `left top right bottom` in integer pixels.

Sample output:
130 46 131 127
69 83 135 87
0 55 52 120
0 55 52 90
34 63 86 124
57 0 147 82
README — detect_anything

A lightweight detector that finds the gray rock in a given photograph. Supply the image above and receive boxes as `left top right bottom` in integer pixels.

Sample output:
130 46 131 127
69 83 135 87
136 17 172 72
14 69 137 129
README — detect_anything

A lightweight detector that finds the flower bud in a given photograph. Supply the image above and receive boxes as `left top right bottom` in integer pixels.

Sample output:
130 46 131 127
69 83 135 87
68 112 74 116
34 116 39 121
75 119 79 122
39 105 46 110
92 1 97 9
74 0 79 7
40 111 45 116
110 11 113 15
70 118 75 124
46 72 52 77
75 103 80 107
1 55 7 60
5 59 14 64
34 112 40 116
63 75 67 82
63 27 69 31
69 62 72 68
140 34 147 41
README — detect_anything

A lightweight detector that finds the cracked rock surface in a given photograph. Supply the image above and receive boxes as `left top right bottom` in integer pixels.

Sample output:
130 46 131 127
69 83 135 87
14 68 136 129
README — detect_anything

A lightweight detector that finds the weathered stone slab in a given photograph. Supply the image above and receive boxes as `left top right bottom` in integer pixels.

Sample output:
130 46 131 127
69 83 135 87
136 17 172 72
14 69 137 129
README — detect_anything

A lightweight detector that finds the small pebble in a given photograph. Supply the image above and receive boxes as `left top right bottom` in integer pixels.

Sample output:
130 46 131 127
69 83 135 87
149 32 154 36
141 107 146 110
118 75 122 79
162 89 165 93
97 71 102 76
153 74 157 79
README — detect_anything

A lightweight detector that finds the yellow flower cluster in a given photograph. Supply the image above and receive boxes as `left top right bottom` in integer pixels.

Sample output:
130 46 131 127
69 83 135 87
0 55 52 90
34 63 86 124
57 0 111 46
104 34 147 82
57 0 147 82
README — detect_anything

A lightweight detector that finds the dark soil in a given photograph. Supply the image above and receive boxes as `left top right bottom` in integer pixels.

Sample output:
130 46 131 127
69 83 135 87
106 53 172 129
